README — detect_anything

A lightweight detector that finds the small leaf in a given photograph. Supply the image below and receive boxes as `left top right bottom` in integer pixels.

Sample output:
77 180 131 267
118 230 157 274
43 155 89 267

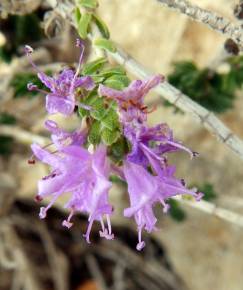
110 137 128 162
98 66 126 78
101 128 120 145
92 75 105 83
94 38 116 53
198 183 217 201
77 0 98 9
82 57 107 75
103 74 130 90
88 121 101 145
78 91 98 118
92 13 110 39
90 97 106 120
101 107 120 130
78 12 92 39
74 7 81 24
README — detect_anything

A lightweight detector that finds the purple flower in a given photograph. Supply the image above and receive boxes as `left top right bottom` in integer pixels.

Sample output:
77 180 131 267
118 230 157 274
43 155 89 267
124 122 197 176
123 161 202 251
31 143 113 243
25 42 95 116
44 120 87 149
64 145 114 243
98 74 163 121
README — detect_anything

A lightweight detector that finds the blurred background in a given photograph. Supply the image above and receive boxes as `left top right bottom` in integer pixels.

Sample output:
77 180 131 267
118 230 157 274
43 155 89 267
1 0 243 290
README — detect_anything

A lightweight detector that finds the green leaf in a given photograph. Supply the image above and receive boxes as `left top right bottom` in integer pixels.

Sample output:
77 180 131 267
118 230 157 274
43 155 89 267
103 74 130 90
74 7 81 24
77 0 98 9
100 106 120 130
101 128 120 145
168 199 186 222
168 61 237 113
92 75 105 83
78 12 92 39
82 57 107 75
78 91 98 118
98 66 126 78
110 137 128 162
88 121 101 145
92 13 110 39
199 183 217 201
0 113 17 125
94 38 116 53
90 96 106 120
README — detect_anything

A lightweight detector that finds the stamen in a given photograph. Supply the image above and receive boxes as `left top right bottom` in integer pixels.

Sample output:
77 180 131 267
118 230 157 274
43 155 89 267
24 45 42 73
28 143 54 165
28 154 36 164
160 199 170 213
166 140 195 159
100 217 105 232
27 82 49 95
39 193 60 219
195 192 204 202
99 215 114 240
62 208 75 228
136 227 145 251
106 214 112 236
70 39 85 93
35 195 43 202
83 216 94 243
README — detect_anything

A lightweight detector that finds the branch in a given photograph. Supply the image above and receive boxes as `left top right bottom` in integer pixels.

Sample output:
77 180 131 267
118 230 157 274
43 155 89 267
0 125 49 146
156 0 243 50
174 197 243 228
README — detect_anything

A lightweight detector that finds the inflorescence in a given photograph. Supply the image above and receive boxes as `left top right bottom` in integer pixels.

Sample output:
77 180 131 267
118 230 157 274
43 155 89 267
26 40 203 251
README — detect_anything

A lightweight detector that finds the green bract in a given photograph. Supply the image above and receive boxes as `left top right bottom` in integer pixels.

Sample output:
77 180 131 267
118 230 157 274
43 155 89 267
77 0 98 9
82 57 107 75
94 38 117 53
92 13 110 39
77 12 92 39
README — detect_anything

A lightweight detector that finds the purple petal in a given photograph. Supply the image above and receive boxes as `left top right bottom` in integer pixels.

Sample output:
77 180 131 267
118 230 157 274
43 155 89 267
46 94 75 115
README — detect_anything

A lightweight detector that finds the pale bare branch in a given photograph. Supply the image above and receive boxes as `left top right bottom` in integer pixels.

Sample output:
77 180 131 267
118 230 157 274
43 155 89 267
0 125 48 146
174 196 243 228
156 0 243 50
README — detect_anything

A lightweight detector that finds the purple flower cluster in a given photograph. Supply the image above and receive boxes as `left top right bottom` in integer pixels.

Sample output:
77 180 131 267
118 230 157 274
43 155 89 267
27 42 203 251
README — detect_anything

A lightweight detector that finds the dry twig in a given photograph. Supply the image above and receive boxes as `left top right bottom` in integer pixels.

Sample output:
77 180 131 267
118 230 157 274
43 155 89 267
156 0 243 50
174 197 243 228
0 125 48 145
